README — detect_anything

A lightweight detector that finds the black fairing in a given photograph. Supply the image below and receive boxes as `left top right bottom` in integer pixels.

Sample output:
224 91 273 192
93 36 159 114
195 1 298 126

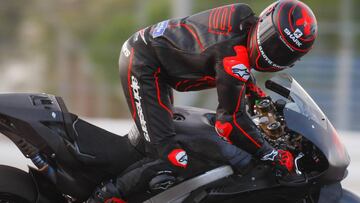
266 74 350 184
0 94 64 158
173 106 216 136
284 108 350 183
0 83 353 202
0 93 142 200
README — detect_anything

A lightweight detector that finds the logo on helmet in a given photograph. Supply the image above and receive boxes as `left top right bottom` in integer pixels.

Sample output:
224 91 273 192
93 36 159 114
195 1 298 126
293 28 303 39
284 28 303 47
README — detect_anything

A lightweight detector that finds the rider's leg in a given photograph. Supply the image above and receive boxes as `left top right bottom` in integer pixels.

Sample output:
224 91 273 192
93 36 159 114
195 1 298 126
119 40 175 156
174 132 254 174
118 37 187 199
115 158 175 197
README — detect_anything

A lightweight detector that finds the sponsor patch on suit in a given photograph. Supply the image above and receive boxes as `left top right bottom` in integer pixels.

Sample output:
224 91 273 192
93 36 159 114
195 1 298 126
152 20 169 38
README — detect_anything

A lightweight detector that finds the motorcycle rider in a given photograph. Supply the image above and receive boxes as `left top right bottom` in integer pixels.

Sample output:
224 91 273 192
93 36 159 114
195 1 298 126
90 0 317 202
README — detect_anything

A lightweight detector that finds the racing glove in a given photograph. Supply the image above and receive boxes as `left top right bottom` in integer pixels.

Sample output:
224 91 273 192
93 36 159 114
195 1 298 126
261 149 294 176
156 139 188 169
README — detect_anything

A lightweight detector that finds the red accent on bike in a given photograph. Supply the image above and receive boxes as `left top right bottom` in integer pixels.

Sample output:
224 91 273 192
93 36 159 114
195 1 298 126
278 150 294 172
154 68 173 116
168 149 188 168
233 85 261 148
104 197 126 203
215 121 233 144
127 48 136 119
223 46 251 82
208 5 234 35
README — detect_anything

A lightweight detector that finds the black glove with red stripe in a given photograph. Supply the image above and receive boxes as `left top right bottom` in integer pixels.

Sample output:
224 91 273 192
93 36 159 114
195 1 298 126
157 139 188 169
261 149 294 176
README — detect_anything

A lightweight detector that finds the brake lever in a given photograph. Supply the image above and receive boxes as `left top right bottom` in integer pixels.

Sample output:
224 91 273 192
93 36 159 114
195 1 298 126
276 153 308 187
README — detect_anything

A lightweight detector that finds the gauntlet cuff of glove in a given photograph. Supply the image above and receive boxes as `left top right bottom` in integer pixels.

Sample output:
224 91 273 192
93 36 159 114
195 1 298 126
156 138 188 168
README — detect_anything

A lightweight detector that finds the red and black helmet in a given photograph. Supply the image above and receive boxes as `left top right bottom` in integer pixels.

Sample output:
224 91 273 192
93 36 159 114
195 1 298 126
247 0 318 72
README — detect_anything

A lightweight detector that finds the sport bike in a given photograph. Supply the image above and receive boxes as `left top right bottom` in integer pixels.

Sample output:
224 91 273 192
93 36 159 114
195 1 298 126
0 73 359 203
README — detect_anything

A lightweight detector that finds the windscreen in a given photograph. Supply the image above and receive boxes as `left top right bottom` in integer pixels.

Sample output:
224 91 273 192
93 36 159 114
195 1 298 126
273 74 328 129
266 73 350 183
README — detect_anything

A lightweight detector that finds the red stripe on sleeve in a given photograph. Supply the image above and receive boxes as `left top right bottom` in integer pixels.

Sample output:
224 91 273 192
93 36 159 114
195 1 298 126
232 85 262 148
154 68 173 116
127 48 136 119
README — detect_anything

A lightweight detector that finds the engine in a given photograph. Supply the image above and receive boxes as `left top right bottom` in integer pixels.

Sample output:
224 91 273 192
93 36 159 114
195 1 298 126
253 98 328 175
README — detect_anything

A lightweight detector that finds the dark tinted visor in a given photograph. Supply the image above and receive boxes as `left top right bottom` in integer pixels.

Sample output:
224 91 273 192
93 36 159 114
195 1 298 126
257 12 304 67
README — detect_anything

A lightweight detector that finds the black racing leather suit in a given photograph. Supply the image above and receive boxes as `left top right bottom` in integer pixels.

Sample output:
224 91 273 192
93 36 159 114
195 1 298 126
119 3 274 171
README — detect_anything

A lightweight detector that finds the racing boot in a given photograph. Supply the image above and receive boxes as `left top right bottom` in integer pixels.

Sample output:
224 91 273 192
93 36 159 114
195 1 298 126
86 180 126 203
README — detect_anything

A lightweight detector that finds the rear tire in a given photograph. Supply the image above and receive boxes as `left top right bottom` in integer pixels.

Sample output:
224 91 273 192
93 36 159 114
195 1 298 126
0 165 37 203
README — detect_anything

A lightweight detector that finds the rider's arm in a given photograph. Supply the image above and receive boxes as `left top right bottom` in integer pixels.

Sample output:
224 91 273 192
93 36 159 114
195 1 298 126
246 78 267 99
215 45 273 157
245 77 267 116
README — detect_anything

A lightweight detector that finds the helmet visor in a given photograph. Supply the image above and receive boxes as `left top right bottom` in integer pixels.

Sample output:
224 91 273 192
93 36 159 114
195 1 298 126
257 12 305 68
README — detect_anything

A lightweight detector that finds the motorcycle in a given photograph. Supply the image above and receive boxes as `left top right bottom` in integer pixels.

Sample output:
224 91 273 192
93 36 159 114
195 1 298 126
0 73 359 203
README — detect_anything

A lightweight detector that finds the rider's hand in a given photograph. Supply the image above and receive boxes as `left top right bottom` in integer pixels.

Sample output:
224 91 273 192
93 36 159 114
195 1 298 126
157 139 188 169
261 149 294 176
274 150 294 176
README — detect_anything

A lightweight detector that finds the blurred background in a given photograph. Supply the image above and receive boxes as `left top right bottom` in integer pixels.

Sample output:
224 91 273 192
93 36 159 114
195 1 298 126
0 0 359 131
0 0 359 193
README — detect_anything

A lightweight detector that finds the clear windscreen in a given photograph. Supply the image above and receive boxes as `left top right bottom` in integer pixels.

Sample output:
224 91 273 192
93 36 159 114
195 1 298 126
266 73 350 182
267 73 328 129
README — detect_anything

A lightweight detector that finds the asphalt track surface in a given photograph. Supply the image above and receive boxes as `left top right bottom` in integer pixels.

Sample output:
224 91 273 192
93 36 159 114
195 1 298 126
0 119 359 195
